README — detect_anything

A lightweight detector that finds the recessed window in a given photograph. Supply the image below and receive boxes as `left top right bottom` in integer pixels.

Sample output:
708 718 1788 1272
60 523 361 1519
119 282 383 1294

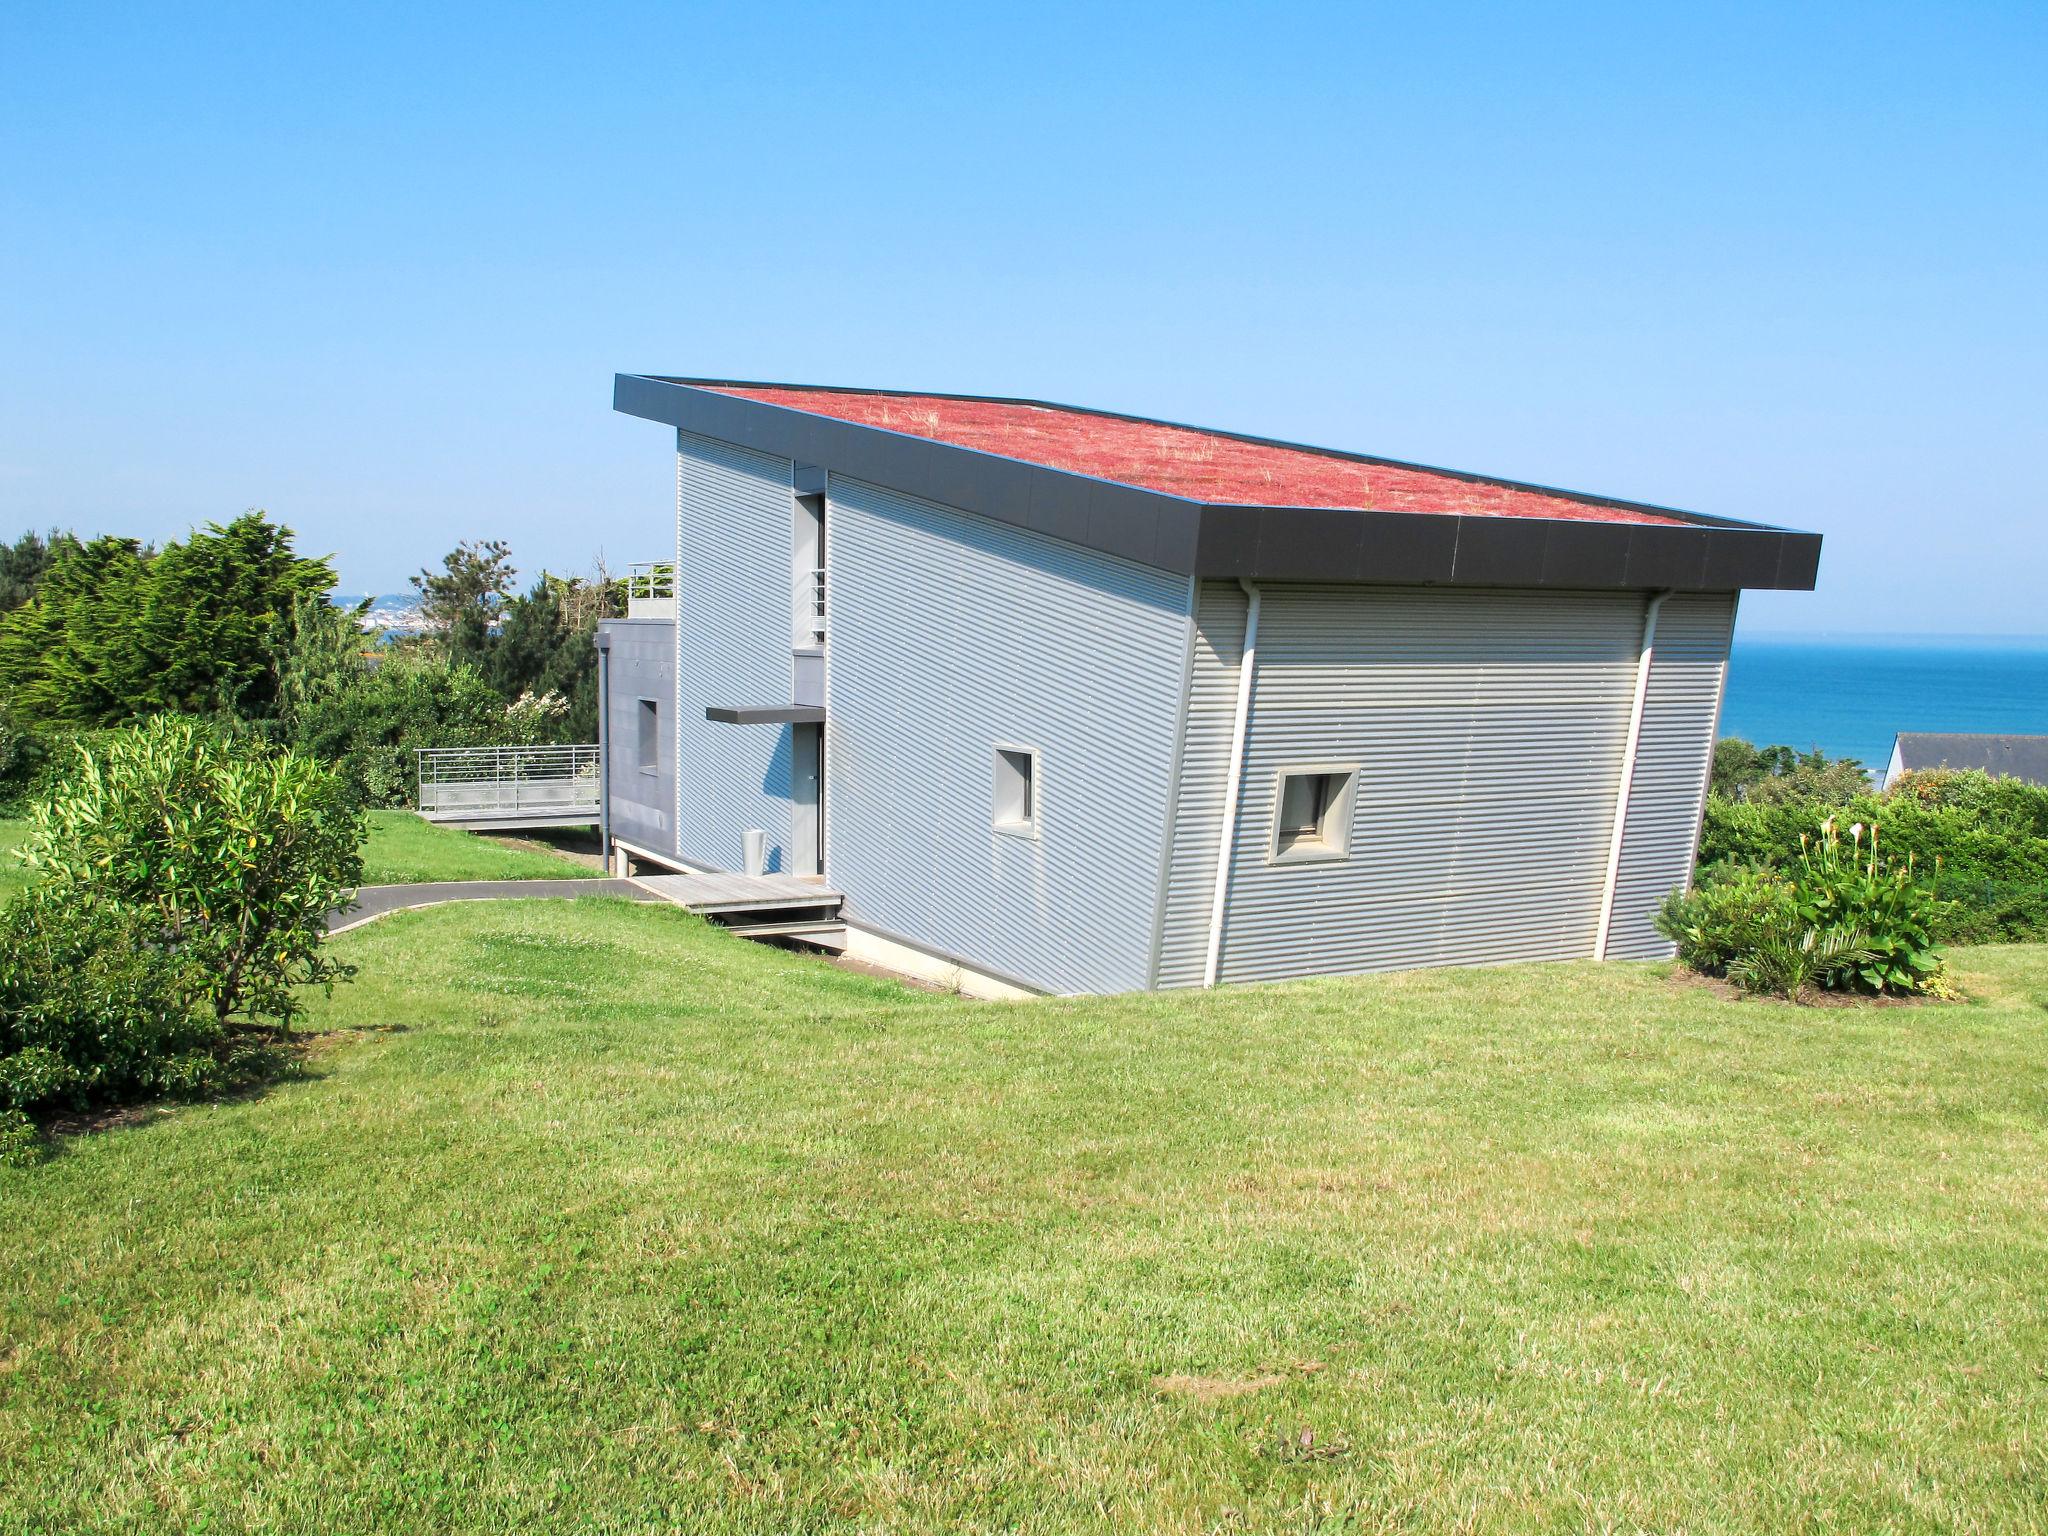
637 699 660 774
993 745 1038 835
1271 766 1357 861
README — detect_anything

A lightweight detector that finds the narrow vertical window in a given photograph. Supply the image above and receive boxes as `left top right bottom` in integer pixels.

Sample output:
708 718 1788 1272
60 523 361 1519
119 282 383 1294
993 745 1038 835
637 699 660 774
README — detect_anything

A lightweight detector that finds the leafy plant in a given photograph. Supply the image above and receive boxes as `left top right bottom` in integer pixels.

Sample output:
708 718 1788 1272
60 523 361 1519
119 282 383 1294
1724 926 1878 1001
1662 816 1952 1000
21 717 364 1029
1656 867 1799 975
0 887 266 1165
1787 817 1950 994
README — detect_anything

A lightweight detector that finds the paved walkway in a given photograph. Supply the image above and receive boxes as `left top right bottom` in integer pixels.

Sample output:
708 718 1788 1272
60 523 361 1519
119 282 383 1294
328 878 657 934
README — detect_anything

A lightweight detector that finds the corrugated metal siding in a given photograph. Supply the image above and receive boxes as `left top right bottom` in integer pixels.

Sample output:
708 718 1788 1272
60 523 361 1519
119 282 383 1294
601 618 677 856
675 430 798 871
1605 592 1737 959
1154 582 1250 989
1195 585 1648 986
825 477 1191 994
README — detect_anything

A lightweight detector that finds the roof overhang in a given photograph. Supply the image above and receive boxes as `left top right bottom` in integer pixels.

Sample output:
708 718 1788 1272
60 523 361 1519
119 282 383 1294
615 374 1821 592
706 705 827 726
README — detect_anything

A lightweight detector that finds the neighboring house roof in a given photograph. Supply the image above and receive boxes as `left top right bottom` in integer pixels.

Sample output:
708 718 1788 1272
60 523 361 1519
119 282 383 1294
1890 733 2048 785
614 375 1822 591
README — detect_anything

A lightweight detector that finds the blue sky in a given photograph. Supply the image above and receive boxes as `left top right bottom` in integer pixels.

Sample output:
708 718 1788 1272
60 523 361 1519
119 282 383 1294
2 1 2042 633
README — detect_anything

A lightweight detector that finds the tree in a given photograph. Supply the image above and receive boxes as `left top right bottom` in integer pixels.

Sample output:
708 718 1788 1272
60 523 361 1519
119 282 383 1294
0 530 73 614
0 536 154 724
1709 737 1868 806
411 539 516 645
0 513 334 727
132 512 336 717
484 571 622 741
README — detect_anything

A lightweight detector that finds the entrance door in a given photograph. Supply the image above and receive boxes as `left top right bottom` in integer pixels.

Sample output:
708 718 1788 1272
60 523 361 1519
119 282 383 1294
790 722 824 876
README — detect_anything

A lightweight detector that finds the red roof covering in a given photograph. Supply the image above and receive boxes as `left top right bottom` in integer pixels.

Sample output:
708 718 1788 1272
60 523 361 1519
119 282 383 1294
704 385 1689 527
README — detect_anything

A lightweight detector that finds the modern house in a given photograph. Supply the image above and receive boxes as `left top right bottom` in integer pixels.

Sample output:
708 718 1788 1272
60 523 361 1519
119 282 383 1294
1884 733 2048 790
597 377 1821 997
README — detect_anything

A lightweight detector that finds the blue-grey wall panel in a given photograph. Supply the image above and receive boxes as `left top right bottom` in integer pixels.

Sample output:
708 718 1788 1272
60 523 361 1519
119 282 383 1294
675 430 799 871
824 477 1191 994
600 618 677 857
1605 592 1737 959
1180 585 1649 986
1153 582 1249 989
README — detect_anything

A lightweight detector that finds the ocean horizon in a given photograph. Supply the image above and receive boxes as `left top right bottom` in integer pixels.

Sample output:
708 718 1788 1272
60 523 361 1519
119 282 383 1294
1723 632 2048 770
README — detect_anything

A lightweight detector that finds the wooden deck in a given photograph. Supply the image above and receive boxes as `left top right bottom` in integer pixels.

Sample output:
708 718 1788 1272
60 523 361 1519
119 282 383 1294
630 871 843 916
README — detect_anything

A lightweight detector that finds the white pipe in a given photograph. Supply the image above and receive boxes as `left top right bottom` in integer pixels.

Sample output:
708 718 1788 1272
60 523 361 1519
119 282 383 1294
1203 580 1261 987
1595 590 1668 960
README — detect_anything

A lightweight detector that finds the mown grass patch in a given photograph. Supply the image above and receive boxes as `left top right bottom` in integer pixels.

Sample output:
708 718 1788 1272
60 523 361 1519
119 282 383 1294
355 809 598 885
2 902 2046 1532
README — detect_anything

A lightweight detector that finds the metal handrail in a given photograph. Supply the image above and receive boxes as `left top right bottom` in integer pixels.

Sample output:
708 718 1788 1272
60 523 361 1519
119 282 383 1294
416 744 601 819
625 562 675 601
794 565 826 645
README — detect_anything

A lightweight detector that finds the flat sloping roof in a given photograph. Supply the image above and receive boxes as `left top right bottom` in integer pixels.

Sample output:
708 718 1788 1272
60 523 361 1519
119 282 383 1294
704 385 1688 527
1892 733 2048 783
614 375 1823 592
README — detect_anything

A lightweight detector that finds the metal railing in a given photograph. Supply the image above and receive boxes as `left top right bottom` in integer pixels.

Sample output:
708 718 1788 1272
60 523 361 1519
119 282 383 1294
416 745 601 821
625 561 676 619
795 565 826 645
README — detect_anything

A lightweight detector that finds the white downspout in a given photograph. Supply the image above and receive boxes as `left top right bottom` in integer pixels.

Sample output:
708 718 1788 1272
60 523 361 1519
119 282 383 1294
1594 589 1669 959
1203 580 1261 987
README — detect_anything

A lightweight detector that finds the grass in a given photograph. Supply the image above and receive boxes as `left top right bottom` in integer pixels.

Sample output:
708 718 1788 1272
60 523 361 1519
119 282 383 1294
0 811 596 905
355 809 598 885
3 906 2047 1532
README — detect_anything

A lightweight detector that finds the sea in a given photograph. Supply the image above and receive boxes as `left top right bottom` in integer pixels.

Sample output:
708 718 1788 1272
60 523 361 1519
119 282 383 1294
1723 635 2048 771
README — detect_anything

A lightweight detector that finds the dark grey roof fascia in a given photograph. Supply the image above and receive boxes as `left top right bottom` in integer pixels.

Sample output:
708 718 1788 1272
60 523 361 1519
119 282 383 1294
706 705 828 725
1891 733 2048 782
614 374 1822 593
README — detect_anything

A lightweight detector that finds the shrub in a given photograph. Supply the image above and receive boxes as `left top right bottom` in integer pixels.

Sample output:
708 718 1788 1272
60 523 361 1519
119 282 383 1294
282 611 510 807
0 887 278 1164
1701 786 2048 945
20 717 364 1028
1656 867 1800 975
0 889 225 1110
1660 817 1951 1000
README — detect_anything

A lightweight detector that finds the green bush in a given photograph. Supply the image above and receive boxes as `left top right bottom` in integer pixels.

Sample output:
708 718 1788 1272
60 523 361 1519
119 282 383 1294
1656 867 1800 975
20 717 364 1028
1701 775 2048 945
0 888 276 1165
1661 817 1951 1000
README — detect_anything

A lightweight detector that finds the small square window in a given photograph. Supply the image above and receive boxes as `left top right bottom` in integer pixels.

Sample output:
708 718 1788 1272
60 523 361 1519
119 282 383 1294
1271 766 1356 861
993 745 1038 835
637 699 660 774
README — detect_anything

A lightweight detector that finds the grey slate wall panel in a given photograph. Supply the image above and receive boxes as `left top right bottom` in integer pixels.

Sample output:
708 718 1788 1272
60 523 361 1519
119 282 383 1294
601 618 678 856
1153 582 1250 989
674 430 798 871
1181 585 1650 986
824 477 1191 994
1605 591 1737 959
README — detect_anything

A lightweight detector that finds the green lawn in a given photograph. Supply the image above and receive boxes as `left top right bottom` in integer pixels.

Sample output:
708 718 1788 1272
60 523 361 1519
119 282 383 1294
0 811 594 902
3 906 2047 1532
355 809 598 885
